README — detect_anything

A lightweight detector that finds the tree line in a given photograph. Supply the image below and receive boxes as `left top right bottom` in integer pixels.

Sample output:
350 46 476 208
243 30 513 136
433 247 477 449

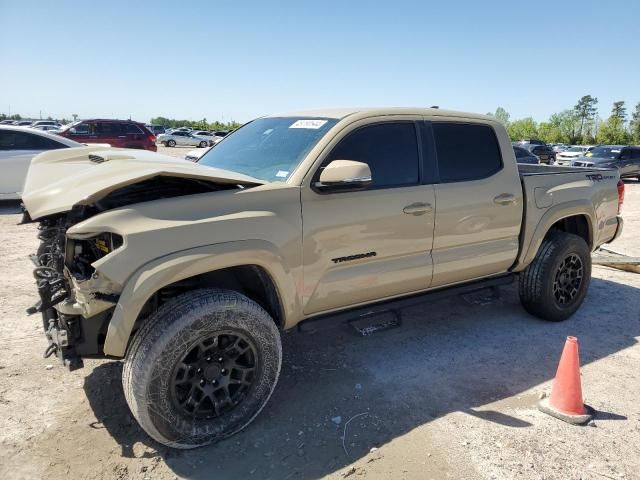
4 101 639 145
488 96 640 145
0 113 243 132
149 117 243 131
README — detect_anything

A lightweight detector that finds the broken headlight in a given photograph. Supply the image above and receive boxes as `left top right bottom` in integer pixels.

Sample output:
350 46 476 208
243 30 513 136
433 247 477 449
65 232 123 280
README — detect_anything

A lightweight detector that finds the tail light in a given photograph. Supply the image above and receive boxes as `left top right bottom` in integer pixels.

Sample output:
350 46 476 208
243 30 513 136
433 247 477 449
147 133 156 143
617 179 625 214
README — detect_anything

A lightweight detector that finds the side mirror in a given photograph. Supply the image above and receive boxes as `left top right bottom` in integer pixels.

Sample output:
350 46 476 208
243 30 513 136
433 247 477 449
315 160 372 192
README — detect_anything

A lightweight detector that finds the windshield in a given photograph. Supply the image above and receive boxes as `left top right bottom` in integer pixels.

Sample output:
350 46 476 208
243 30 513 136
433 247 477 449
588 147 621 159
567 146 585 152
197 117 338 182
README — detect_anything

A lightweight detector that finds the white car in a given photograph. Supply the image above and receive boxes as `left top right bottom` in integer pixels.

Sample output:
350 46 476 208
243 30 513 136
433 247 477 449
191 130 225 146
31 120 62 128
33 125 62 132
0 126 83 199
157 131 209 148
555 145 595 165
184 145 212 162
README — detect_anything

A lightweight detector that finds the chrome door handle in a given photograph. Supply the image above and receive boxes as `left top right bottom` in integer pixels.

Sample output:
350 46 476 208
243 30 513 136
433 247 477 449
494 193 516 205
403 202 433 215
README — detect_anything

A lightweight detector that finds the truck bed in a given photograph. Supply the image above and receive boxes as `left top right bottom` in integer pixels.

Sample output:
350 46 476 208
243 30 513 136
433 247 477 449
513 162 620 271
517 163 608 176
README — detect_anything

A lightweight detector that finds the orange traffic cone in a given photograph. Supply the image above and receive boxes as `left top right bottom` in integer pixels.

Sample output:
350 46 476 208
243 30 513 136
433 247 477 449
538 336 592 424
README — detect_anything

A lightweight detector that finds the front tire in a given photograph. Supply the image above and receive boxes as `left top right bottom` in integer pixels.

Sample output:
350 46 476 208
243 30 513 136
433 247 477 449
199 141 208 148
122 289 282 449
519 232 591 321
167 139 176 147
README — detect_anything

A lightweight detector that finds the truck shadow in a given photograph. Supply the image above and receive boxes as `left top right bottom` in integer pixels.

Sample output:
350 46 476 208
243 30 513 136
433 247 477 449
83 275 639 479
0 200 22 215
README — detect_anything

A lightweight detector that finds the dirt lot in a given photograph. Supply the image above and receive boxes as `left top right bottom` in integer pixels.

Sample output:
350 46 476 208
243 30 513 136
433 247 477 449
1 180 639 480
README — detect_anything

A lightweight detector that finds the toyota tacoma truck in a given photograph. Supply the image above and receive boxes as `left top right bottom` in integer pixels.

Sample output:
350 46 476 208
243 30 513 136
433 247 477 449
21 108 624 448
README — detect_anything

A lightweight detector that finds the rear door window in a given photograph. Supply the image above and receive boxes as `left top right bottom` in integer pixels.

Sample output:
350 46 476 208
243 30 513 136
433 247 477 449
433 123 503 182
97 122 121 137
327 122 420 188
123 123 143 134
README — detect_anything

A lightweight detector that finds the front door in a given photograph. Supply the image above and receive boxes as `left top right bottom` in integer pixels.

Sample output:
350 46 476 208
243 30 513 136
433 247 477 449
301 120 435 315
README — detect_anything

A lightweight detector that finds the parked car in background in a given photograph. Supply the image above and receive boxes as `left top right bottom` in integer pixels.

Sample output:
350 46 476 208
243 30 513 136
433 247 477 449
191 130 216 146
513 146 540 164
555 145 595 165
57 119 157 151
518 143 555 164
191 130 225 146
184 145 212 161
13 120 34 126
551 144 569 153
0 126 83 199
572 146 640 179
31 120 61 128
1 119 17 125
146 125 166 136
515 138 546 146
157 130 209 148
33 125 62 132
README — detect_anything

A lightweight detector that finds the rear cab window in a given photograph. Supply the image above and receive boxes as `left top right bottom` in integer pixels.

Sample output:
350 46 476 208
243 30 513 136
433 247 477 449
432 122 503 182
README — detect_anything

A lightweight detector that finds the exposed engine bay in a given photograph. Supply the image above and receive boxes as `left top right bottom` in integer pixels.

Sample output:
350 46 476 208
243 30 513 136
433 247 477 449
24 175 241 369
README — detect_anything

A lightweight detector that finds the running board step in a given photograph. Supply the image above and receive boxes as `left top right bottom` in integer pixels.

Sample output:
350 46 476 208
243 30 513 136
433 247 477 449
349 310 401 336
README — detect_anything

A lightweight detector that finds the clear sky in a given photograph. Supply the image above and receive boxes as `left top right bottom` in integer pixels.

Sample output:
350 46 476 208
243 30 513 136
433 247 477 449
1 0 638 124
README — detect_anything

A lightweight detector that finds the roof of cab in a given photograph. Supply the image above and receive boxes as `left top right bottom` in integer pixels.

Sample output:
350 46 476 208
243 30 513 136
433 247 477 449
267 107 494 121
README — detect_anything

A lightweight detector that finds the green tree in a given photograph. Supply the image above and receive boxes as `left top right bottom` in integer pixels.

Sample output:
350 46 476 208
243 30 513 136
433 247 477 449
611 101 627 120
597 102 630 144
573 95 598 142
507 117 538 141
630 102 640 144
487 107 510 126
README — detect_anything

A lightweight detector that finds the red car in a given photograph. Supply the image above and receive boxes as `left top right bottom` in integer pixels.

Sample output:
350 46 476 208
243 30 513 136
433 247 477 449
57 119 157 151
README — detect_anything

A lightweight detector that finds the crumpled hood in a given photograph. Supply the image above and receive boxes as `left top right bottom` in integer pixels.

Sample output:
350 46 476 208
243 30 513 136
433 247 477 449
22 146 265 219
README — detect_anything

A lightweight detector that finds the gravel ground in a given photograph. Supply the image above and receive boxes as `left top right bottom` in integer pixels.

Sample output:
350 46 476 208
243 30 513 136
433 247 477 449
0 180 638 480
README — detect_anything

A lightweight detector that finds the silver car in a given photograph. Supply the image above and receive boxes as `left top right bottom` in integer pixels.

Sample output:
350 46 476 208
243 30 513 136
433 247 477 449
157 131 209 148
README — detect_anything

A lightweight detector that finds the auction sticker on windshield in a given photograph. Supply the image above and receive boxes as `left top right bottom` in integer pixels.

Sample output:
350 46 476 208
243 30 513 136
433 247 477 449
289 119 328 129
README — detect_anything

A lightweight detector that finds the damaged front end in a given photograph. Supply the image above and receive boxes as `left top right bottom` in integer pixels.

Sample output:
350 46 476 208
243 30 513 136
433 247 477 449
25 208 121 370
21 147 265 370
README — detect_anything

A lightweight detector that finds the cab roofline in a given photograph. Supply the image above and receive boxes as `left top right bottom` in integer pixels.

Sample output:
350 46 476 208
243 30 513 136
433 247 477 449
266 107 494 121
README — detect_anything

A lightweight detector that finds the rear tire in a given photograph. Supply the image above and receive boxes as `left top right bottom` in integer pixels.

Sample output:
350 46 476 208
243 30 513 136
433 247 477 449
518 232 591 322
122 289 282 449
167 139 176 147
199 141 208 148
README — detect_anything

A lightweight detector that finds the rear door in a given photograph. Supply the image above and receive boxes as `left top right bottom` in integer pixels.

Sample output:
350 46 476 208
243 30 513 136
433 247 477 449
97 121 122 147
430 121 523 287
175 132 189 145
123 123 146 148
301 119 436 315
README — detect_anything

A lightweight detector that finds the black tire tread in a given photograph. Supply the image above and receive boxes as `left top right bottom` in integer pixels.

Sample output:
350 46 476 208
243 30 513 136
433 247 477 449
518 231 591 322
122 289 281 449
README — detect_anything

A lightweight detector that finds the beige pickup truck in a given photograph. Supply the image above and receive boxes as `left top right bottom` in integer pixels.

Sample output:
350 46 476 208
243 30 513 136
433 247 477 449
22 108 624 448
